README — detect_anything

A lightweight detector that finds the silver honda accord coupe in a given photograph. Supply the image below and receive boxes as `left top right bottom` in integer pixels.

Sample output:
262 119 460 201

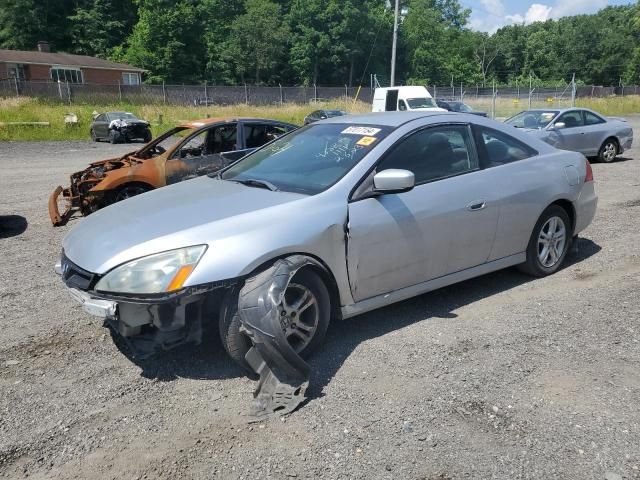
505 107 633 163
56 111 597 415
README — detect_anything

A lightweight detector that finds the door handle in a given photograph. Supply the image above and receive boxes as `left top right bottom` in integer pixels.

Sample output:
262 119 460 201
467 201 486 211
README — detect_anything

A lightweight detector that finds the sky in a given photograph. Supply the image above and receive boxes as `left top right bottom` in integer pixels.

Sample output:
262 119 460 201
464 0 634 32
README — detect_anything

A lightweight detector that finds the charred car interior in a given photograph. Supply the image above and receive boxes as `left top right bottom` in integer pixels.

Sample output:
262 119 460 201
49 118 297 226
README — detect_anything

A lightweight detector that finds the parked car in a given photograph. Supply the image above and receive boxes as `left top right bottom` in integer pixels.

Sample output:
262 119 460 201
505 108 633 162
436 99 488 117
303 109 347 125
372 86 446 112
90 111 152 144
49 118 297 226
56 111 597 416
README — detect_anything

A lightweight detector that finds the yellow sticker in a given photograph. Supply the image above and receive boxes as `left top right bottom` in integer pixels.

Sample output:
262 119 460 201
356 136 377 146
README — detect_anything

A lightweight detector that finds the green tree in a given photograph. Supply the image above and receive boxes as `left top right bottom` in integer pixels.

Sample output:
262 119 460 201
224 0 289 84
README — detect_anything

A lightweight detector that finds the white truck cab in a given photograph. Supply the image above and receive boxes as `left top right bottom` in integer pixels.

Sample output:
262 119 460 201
372 86 446 112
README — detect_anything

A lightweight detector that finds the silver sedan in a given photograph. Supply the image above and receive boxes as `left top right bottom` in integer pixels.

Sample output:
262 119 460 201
56 111 598 417
505 107 633 163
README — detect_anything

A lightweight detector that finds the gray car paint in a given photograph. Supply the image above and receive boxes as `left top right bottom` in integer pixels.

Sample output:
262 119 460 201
61 111 597 318
508 108 633 157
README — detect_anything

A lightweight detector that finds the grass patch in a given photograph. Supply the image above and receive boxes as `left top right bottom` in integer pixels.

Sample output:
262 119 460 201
0 97 370 142
0 95 638 142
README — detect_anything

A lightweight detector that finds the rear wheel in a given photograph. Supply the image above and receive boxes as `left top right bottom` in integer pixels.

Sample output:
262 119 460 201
220 268 330 371
598 138 618 163
113 183 151 203
109 130 123 144
519 205 571 277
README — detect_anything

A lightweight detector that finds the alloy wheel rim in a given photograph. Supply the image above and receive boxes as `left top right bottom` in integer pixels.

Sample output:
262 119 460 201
279 283 319 353
537 216 567 268
603 143 616 161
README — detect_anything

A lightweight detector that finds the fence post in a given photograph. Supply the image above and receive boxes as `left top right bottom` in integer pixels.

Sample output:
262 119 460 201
460 82 463 101
66 81 71 105
14 77 19 97
528 74 533 110
118 81 122 103
57 80 63 102
433 85 437 100
314 83 317 103
244 83 248 104
491 80 497 119
571 73 576 107
162 81 166 104
204 81 208 106
279 83 283 104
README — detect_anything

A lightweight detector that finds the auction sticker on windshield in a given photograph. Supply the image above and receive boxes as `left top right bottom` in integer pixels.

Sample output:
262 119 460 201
341 126 381 136
356 136 377 146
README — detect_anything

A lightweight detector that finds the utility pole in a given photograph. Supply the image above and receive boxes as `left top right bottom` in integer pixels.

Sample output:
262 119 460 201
390 0 400 87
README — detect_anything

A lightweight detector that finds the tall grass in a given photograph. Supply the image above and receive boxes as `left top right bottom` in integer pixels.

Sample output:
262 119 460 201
0 97 370 142
0 95 638 142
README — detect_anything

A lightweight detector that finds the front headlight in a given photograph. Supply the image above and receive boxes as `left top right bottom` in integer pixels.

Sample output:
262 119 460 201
95 245 207 294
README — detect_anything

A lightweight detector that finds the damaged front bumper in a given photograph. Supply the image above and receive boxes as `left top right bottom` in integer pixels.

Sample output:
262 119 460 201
55 258 228 359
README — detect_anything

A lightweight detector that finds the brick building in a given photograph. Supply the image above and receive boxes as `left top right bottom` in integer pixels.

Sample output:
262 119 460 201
0 42 145 85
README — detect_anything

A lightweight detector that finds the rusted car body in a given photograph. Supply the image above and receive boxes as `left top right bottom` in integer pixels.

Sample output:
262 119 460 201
49 118 297 226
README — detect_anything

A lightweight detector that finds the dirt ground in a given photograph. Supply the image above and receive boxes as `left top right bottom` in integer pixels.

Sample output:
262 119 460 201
1 122 639 480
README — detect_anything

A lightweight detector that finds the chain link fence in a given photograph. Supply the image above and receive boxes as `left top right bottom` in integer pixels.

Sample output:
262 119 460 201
0 78 375 106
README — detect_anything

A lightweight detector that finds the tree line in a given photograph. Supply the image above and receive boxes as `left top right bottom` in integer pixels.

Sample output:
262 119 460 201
1 0 639 87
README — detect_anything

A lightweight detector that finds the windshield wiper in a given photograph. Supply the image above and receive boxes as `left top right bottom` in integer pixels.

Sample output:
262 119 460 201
231 178 279 192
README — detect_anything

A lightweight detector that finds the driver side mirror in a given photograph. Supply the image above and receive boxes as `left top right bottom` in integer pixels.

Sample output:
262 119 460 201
373 169 415 194
552 122 566 130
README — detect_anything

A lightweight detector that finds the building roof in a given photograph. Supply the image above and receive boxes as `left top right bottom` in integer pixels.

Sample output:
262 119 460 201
0 49 145 72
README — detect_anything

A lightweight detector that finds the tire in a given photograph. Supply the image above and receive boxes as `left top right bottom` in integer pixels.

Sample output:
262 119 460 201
143 129 152 143
220 268 331 371
109 130 123 144
113 183 151 203
598 138 618 163
518 205 572 277
90 129 99 142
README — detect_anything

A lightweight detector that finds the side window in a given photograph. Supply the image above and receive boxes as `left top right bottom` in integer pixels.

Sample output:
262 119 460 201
476 127 537 167
172 130 208 159
584 111 605 126
557 111 584 128
244 123 287 149
211 123 238 152
95 114 105 122
378 125 478 184
398 100 408 111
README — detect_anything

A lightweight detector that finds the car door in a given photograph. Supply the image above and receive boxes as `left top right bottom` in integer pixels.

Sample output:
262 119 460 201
346 124 500 302
165 123 238 184
94 114 108 138
471 125 545 261
580 110 608 156
550 110 586 152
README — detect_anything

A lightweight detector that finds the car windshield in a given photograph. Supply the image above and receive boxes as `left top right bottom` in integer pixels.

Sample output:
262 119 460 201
452 102 473 112
111 112 138 120
506 110 559 129
221 123 392 194
406 97 437 109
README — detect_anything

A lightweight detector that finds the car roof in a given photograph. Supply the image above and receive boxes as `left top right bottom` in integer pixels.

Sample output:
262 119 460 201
320 111 452 127
177 117 297 129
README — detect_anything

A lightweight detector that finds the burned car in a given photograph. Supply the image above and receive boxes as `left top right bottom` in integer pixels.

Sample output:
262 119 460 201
56 112 597 418
90 111 153 144
49 118 298 226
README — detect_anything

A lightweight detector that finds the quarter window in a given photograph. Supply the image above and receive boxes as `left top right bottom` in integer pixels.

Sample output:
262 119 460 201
476 127 537 167
51 67 83 84
378 125 478 184
244 123 291 149
584 111 605 125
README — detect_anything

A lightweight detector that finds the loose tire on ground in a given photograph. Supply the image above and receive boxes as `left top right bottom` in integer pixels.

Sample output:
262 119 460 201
219 268 331 371
518 205 572 277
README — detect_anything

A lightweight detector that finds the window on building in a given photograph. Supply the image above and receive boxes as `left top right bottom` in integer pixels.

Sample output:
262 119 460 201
122 72 140 85
7 64 26 80
51 67 83 84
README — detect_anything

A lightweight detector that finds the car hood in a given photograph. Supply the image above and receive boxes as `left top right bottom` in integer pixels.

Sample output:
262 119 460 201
63 176 307 274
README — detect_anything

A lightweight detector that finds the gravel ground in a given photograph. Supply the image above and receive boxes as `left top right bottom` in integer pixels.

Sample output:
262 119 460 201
1 125 639 480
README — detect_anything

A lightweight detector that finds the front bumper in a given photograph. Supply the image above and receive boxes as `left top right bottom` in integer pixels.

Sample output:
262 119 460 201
56 257 228 358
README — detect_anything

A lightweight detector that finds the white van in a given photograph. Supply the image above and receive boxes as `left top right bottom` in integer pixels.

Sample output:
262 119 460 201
372 86 446 112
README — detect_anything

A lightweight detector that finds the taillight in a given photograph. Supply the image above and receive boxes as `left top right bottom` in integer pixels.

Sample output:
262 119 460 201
585 159 594 183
